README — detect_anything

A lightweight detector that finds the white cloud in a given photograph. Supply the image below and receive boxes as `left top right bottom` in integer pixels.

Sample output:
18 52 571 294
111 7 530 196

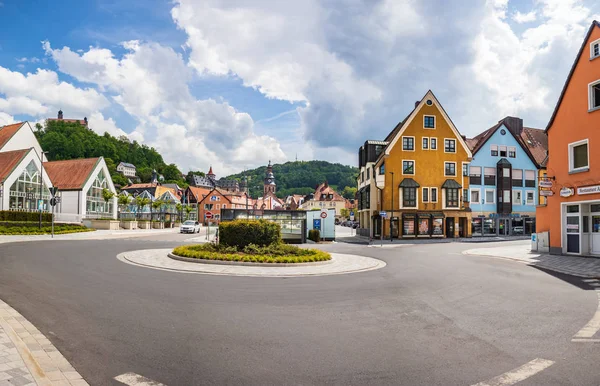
0 112 14 126
0 96 48 116
88 112 128 137
513 10 537 23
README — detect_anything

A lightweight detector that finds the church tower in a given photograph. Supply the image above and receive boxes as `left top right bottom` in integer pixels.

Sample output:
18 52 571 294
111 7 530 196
263 160 276 196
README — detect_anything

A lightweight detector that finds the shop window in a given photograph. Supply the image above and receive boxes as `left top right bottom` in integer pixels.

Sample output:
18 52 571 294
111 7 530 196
403 216 416 236
593 216 600 232
524 170 536 187
491 145 498 156
566 216 579 233
472 218 483 235
512 169 523 187
591 204 600 212
432 218 443 235
569 140 589 172
402 187 417 208
418 217 430 236
469 166 482 185
446 188 459 208
484 167 496 186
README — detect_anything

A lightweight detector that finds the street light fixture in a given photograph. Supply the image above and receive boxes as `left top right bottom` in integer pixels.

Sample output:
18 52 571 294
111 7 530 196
389 171 394 241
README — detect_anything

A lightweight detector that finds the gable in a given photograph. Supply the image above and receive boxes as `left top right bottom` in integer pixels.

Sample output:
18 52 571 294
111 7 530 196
470 124 537 168
384 90 472 159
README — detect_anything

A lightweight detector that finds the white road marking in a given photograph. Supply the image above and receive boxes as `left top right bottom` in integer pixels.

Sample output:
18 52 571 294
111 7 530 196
114 373 166 386
573 291 600 339
571 338 600 343
471 358 554 386
582 279 598 283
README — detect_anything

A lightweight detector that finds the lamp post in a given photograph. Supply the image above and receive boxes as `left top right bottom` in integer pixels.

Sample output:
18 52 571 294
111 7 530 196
39 151 48 229
0 183 3 211
389 171 394 241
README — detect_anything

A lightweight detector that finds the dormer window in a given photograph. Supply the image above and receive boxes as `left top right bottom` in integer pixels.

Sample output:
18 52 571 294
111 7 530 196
591 39 600 59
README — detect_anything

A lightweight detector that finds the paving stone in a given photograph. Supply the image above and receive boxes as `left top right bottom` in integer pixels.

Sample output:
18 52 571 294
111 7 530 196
6 375 32 386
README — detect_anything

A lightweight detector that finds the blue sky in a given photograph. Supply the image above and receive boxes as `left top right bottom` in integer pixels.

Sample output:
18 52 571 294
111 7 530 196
0 0 599 174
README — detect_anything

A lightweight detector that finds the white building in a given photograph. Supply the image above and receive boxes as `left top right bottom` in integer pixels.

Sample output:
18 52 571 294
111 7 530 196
116 162 137 178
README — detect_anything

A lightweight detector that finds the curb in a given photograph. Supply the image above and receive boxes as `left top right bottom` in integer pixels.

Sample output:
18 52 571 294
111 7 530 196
167 253 334 267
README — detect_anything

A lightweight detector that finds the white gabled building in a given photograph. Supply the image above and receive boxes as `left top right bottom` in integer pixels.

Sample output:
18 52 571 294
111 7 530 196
117 162 137 178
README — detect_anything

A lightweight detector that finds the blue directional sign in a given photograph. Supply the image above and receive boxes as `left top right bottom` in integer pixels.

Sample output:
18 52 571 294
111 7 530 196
380 211 387 218
313 219 321 230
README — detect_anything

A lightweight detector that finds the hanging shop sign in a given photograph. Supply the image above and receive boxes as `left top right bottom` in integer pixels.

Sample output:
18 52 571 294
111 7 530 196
559 187 574 198
539 180 554 188
540 190 554 197
577 185 600 195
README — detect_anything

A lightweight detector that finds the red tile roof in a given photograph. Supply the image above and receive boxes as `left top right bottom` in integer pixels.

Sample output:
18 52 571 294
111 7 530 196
0 122 25 150
520 127 548 166
47 118 88 126
44 158 100 190
0 149 30 183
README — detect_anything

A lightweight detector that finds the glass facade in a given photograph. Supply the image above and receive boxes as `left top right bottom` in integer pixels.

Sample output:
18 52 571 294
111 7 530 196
86 169 113 218
220 209 307 243
9 160 51 212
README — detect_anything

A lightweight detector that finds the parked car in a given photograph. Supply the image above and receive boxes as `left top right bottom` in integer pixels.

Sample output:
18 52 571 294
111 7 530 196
180 220 201 233
352 222 360 229
512 226 524 235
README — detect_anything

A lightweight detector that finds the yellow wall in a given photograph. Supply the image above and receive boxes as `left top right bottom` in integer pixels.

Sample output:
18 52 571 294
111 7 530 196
377 98 470 213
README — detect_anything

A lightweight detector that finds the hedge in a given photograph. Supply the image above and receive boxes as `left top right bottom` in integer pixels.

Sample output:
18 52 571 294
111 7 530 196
0 223 93 235
173 243 331 264
0 211 52 222
219 219 281 248
308 229 321 243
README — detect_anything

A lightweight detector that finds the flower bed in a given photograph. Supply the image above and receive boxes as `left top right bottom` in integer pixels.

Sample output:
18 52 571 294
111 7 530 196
0 222 94 235
172 243 331 264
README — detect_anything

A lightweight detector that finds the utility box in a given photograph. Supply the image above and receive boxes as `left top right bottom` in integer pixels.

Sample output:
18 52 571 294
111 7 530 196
306 209 336 241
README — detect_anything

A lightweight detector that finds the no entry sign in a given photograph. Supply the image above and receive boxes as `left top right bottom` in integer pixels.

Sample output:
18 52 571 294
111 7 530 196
205 211 213 219
320 212 327 219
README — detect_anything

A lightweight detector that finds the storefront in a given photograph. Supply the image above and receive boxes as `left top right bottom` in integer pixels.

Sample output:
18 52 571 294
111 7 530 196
401 212 445 238
471 214 535 237
559 200 600 256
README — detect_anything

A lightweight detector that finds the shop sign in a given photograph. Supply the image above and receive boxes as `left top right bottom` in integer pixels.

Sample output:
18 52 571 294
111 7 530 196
566 224 579 230
540 190 554 197
539 180 553 188
577 185 600 195
559 187 574 198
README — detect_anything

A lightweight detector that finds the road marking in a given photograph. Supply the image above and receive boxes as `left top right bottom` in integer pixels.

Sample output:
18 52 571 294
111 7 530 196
471 358 554 386
114 373 166 386
582 279 598 283
571 338 600 342
573 291 600 340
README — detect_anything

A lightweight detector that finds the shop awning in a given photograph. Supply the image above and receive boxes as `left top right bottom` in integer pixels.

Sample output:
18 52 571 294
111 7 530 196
441 179 462 189
402 213 416 219
430 212 445 218
399 178 420 188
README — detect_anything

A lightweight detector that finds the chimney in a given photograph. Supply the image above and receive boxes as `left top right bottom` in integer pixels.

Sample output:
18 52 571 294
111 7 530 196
83 117 88 125
461 135 467 141
58 110 63 120
415 101 420 108
503 116 523 136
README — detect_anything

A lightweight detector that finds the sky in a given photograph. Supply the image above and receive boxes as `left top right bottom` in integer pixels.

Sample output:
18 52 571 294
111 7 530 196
0 0 599 175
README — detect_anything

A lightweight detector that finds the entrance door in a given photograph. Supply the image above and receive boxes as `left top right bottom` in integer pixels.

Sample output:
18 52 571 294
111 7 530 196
592 214 600 255
459 217 467 238
445 218 455 238
566 212 580 254
499 219 509 236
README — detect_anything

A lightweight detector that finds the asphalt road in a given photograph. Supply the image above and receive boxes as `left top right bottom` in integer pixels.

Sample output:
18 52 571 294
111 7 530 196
0 232 599 385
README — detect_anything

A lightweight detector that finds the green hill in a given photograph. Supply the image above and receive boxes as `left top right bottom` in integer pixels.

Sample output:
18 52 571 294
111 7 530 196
224 161 358 199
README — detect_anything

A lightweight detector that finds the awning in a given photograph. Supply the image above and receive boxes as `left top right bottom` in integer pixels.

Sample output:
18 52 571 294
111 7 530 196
402 213 416 219
430 212 445 218
399 178 420 188
497 158 511 166
417 213 432 219
441 179 462 189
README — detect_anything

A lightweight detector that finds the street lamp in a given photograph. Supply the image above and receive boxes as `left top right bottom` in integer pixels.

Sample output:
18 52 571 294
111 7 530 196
389 171 394 241
39 151 48 229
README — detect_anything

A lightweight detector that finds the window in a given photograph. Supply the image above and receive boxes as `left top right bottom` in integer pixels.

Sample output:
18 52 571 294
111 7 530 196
444 162 456 176
512 169 523 187
485 190 495 204
361 171 364 182
513 190 522 205
590 80 600 110
471 189 480 205
567 205 579 213
403 187 417 208
444 139 456 153
446 188 459 208
422 187 429 203
569 140 589 172
469 166 482 185
402 137 414 151
430 138 437 150
204 203 213 210
431 187 438 203
463 189 469 203
502 190 510 204
403 160 415 175
508 146 516 158
424 116 435 128
525 170 536 187
422 137 429 149
216 204 220 209
499 145 507 157
85 169 112 217
484 167 496 185
366 167 370 179
462 164 468 176
593 40 600 59
379 163 385 175
210 195 220 201
526 191 534 205
491 145 498 156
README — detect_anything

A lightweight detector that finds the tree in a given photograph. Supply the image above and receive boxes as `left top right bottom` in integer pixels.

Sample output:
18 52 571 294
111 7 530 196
102 188 114 204
340 208 349 219
118 194 131 214
161 163 182 182
135 196 150 219
175 203 183 221
342 186 357 199
184 205 193 220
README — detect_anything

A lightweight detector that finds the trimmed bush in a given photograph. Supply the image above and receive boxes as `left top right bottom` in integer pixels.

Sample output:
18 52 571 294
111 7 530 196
219 220 281 248
308 229 321 243
0 222 93 235
0 211 52 222
172 243 331 264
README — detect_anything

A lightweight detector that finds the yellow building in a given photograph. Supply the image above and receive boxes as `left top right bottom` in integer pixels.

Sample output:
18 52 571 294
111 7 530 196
370 90 473 238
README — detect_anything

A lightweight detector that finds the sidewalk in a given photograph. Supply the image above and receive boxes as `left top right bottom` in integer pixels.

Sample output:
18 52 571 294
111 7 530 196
0 299 87 385
339 233 530 245
463 241 600 278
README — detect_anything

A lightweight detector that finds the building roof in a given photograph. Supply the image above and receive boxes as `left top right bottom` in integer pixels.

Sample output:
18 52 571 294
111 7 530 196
399 178 420 188
162 183 181 191
47 118 88 126
44 157 100 191
186 186 211 201
0 148 31 183
118 162 136 169
313 182 345 201
441 179 461 189
0 122 25 150
124 182 159 190
546 20 600 131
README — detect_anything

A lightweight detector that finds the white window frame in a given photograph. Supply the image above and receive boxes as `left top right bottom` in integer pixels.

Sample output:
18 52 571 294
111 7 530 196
568 139 590 172
402 136 416 152
470 188 481 205
588 79 600 111
512 189 522 205
402 159 415 175
431 187 438 203
422 187 429 203
422 137 429 150
485 189 495 204
444 138 456 153
591 38 600 59
525 190 535 205
490 144 498 156
423 115 436 129
508 146 516 158
444 161 457 177
430 137 437 150
499 145 507 157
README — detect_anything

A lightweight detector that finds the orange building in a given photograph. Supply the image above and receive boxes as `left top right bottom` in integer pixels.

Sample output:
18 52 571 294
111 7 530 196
197 188 250 224
537 21 600 256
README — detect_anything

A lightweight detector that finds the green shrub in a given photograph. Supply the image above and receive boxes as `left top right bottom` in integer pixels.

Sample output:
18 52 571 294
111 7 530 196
172 243 331 264
0 211 52 222
308 229 321 243
219 219 281 248
0 222 93 235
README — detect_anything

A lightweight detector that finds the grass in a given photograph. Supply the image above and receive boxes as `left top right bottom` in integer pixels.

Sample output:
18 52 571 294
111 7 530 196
172 243 331 264
0 222 94 235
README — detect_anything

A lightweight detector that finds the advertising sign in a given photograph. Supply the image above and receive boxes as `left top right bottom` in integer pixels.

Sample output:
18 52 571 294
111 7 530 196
577 185 600 195
540 190 554 197
539 180 553 188
560 187 574 198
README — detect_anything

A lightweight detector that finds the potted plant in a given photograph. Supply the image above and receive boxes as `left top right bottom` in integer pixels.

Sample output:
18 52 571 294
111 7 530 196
136 196 152 229
118 194 137 230
174 203 183 227
88 189 119 230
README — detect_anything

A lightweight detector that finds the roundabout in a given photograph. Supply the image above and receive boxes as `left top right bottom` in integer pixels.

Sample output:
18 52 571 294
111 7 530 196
117 248 386 277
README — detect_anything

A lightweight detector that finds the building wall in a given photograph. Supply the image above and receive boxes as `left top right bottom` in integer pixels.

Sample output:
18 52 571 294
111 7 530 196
1 149 53 211
1 123 47 162
469 123 539 215
55 191 83 223
301 199 346 217
537 24 600 251
80 158 117 219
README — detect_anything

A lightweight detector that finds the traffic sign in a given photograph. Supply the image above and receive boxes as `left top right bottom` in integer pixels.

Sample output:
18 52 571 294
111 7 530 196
205 211 213 219
380 211 387 218
313 219 321 230
320 211 327 219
